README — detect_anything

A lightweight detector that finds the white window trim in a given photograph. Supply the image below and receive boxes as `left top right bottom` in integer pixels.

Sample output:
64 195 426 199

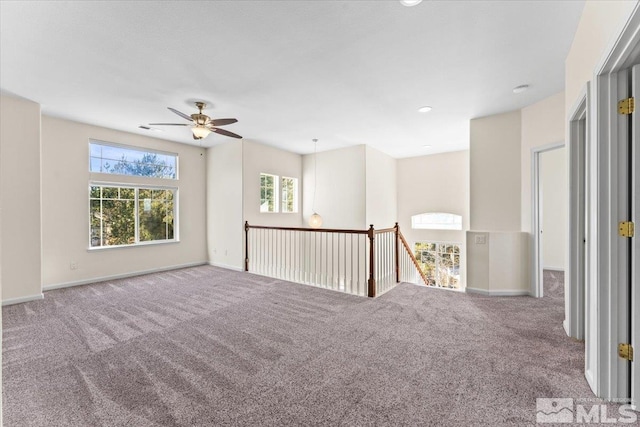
281 176 299 213
411 212 463 230
88 181 179 250
260 173 279 213
89 139 179 180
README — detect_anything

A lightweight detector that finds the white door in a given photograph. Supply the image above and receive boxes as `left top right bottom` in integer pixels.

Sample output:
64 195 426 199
631 64 640 410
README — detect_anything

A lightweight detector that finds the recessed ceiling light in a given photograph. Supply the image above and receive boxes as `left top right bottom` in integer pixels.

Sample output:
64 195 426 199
418 106 432 113
423 144 432 148
513 84 530 94
400 0 423 6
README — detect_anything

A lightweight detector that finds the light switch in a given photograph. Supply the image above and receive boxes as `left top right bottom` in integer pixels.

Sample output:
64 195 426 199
475 235 486 244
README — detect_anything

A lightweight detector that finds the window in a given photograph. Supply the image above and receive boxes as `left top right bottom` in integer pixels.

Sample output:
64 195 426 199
281 177 298 213
414 242 461 289
411 212 462 230
260 173 278 213
90 141 177 179
90 184 176 248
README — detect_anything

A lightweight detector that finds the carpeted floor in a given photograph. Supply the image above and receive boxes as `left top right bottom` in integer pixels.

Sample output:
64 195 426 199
3 266 596 426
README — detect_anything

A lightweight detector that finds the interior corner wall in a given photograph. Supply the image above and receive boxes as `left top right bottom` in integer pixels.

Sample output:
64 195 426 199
302 145 366 229
242 140 302 228
207 141 243 270
469 110 521 231
40 116 208 288
0 94 42 302
565 0 638 109
365 146 397 228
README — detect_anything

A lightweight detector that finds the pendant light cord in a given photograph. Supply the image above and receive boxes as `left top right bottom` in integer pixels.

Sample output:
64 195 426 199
312 139 318 212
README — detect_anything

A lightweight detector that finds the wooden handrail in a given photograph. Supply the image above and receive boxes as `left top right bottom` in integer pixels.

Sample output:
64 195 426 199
398 230 429 286
244 221 420 297
246 224 368 234
373 227 396 234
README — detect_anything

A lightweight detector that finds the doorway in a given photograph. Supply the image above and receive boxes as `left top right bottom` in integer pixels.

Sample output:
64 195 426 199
532 142 565 300
590 19 640 403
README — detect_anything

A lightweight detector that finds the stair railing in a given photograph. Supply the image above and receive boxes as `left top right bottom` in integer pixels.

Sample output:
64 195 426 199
245 221 428 297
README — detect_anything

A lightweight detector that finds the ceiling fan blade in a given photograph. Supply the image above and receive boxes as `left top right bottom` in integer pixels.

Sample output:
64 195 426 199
211 128 243 139
208 118 238 127
168 107 193 122
148 123 189 126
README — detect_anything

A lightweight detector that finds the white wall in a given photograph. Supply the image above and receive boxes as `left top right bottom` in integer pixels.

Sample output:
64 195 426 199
207 141 244 270
243 140 302 228
469 110 521 231
397 150 469 287
565 1 638 109
365 146 397 228
0 94 42 302
397 150 469 241
466 231 529 295
520 92 565 233
302 145 366 229
541 147 566 270
41 116 208 288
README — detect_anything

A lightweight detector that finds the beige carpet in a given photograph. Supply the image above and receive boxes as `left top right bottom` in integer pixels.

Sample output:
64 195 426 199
3 266 597 425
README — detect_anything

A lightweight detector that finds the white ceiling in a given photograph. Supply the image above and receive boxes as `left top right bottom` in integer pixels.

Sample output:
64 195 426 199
0 1 584 158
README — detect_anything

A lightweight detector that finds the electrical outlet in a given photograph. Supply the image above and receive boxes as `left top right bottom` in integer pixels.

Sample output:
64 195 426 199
70 262 78 270
474 235 487 245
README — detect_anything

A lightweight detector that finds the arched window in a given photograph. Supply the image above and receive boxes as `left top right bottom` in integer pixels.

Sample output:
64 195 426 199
411 212 462 230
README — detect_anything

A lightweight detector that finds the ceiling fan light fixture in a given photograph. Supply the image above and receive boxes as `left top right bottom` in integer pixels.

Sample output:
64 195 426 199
400 0 422 6
192 126 211 139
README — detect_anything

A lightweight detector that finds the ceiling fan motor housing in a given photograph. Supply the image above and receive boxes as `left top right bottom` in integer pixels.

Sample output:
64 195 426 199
192 113 210 126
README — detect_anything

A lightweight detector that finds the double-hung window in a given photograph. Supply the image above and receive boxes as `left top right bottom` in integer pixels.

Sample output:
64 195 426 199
89 141 178 248
260 173 278 213
260 173 298 213
281 176 298 213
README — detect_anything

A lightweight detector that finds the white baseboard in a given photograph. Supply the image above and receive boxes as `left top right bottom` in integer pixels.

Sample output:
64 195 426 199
2 293 44 306
466 287 530 297
208 261 244 272
543 267 565 272
43 261 208 291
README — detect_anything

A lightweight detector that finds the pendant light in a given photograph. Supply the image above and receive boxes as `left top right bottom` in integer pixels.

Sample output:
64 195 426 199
309 139 323 228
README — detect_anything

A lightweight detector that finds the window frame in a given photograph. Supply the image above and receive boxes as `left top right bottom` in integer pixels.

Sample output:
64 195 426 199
280 176 299 213
260 172 279 213
89 139 179 180
413 241 462 290
411 212 463 230
88 181 179 250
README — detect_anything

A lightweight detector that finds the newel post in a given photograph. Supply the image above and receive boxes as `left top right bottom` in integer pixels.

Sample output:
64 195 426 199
368 224 376 298
244 221 249 272
395 222 400 283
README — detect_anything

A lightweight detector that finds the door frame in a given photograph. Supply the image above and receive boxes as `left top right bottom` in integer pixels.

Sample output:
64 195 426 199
590 4 640 401
631 65 640 412
566 84 589 344
531 141 565 299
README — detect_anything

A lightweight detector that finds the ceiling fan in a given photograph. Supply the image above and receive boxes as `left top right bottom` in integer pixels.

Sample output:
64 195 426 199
149 102 242 140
